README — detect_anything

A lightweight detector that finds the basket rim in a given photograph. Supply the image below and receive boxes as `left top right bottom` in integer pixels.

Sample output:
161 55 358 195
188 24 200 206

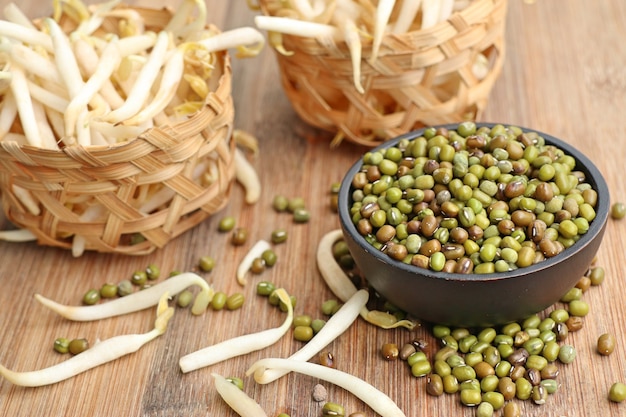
259 0 508 54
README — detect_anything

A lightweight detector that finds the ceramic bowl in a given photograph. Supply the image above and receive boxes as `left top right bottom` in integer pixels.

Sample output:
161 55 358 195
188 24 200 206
338 123 609 327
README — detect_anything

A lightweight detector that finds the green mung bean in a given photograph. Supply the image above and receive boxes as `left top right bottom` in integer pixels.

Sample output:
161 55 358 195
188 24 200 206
443 374 460 394
411 360 432 377
609 382 626 402
117 279 133 296
293 326 313 342
515 377 532 400
198 255 215 272
100 283 118 299
311 319 326 334
475 402 494 417
177 290 194 308
558 344 576 364
568 299 589 317
460 388 482 406
53 337 70 354
611 202 626 219
225 293 244 310
271 228 288 244
82 289 100 305
211 292 227 310
322 402 345 416
540 379 559 394
482 391 504 410
589 266 605 285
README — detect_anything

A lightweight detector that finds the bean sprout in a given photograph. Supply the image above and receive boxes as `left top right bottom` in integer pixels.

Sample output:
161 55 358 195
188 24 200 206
35 272 212 321
0 229 36 242
102 30 170 124
317 229 417 330
179 288 293 373
391 0 422 34
254 288 368 384
212 373 268 417
0 293 174 387
247 358 407 417
253 0 472 92
8 64 43 147
235 148 262 205
236 240 272 286
369 0 395 63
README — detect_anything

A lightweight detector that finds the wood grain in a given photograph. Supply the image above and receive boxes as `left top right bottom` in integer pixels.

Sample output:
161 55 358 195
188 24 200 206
1 1 625 416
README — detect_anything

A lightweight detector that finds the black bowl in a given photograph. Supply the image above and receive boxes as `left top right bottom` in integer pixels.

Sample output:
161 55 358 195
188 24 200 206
338 123 610 327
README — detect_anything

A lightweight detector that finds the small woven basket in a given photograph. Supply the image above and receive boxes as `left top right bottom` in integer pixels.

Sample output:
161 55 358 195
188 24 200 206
0 7 235 255
259 0 508 146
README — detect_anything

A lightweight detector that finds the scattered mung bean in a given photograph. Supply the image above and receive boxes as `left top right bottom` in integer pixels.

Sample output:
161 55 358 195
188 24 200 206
68 338 89 355
609 382 626 402
502 401 520 417
272 195 289 212
231 228 248 246
99 283 118 299
117 280 133 296
597 333 616 356
225 293 245 310
311 319 326 334
426 374 444 396
322 401 345 417
82 289 100 305
177 290 194 308
218 216 236 232
256 281 275 296
558 344 576 364
610 202 626 220
53 338 70 354
476 401 494 417
145 264 160 280
211 292 227 310
131 270 147 286
199 256 216 272
381 343 399 361
271 228 288 244
293 207 311 223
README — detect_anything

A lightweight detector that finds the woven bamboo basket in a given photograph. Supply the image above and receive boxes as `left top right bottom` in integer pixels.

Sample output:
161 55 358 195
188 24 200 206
0 7 235 255
259 0 508 146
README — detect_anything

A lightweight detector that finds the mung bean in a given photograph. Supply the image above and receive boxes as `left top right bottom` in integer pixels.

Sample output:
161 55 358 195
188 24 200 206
611 202 626 220
322 402 345 416
68 338 89 355
558 344 576 364
53 338 70 354
225 293 244 310
381 343 399 360
597 333 616 356
502 401 520 417
82 289 100 305
426 374 444 396
609 382 626 402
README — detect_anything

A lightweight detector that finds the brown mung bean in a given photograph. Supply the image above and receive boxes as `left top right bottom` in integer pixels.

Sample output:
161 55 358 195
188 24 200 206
597 333 616 356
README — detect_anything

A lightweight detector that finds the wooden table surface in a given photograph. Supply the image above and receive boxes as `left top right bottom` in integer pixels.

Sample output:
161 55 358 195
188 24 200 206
1 0 626 416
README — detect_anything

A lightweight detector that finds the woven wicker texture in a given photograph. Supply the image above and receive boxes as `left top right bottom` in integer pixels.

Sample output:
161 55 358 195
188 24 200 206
0 7 235 255
260 0 508 146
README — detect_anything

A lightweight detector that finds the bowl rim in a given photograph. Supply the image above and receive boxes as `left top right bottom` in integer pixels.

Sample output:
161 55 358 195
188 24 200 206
338 122 611 283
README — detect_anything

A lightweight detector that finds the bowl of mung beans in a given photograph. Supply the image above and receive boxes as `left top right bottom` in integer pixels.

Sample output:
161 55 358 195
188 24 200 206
338 123 610 327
